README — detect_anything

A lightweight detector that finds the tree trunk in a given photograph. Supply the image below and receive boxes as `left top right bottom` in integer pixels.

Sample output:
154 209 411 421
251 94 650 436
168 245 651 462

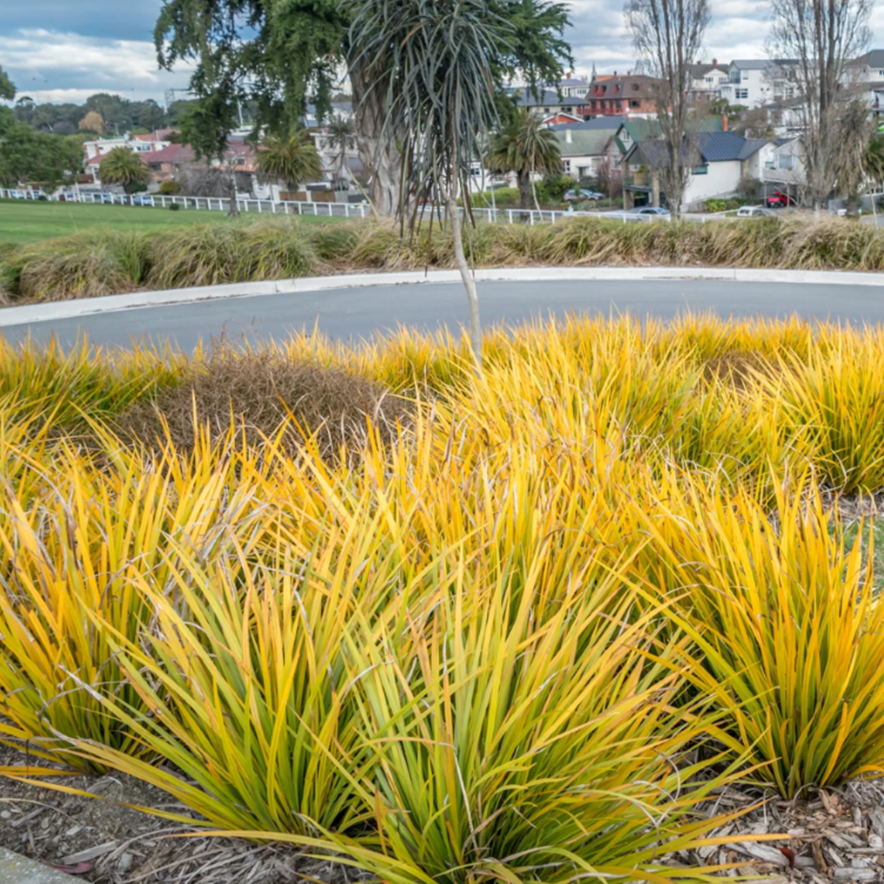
517 172 532 210
227 171 240 217
350 59 401 217
446 190 482 369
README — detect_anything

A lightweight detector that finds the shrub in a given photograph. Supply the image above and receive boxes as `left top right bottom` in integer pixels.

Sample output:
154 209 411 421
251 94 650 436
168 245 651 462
116 348 409 461
159 179 181 195
168 202 182 211
144 222 318 289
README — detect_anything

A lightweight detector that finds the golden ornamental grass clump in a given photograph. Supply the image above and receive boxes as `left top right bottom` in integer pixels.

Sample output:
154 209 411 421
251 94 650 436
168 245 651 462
3 313 884 881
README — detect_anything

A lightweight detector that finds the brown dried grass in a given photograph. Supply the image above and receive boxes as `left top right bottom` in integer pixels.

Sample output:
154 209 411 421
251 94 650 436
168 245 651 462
116 348 410 461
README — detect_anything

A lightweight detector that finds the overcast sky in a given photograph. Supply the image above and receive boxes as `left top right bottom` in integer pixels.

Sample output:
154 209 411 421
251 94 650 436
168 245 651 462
1 0 883 105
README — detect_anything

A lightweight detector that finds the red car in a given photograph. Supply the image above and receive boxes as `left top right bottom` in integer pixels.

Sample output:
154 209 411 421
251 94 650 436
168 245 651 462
765 190 796 208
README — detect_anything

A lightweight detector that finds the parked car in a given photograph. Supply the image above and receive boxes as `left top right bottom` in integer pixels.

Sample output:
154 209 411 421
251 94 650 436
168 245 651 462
736 206 776 218
57 193 79 202
630 206 671 221
131 195 155 207
564 188 604 203
765 191 796 208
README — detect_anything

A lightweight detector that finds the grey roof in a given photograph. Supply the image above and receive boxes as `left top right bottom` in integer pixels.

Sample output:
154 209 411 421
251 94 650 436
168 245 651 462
731 58 798 71
560 78 589 86
549 116 625 132
554 128 614 157
511 89 590 108
855 49 884 68
625 131 770 165
688 62 731 77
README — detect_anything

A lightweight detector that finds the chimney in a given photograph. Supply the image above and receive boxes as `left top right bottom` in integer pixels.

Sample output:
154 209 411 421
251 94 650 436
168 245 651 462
721 114 728 132
712 58 717 67
566 128 573 144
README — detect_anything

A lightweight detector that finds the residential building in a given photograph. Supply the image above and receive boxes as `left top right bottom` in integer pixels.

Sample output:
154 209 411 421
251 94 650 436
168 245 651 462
717 59 799 109
587 73 661 118
687 60 731 103
511 88 591 118
621 129 767 210
552 119 623 182
559 77 590 98
82 132 174 161
846 49 884 119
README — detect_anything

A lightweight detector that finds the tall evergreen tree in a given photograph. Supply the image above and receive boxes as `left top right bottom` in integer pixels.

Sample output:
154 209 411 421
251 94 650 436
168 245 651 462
153 0 572 215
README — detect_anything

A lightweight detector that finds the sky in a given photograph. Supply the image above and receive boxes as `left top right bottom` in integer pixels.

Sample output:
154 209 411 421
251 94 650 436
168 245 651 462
1 0 883 106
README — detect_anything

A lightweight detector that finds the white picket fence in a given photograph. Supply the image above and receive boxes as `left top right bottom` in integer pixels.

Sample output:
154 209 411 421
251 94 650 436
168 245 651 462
2 188 693 225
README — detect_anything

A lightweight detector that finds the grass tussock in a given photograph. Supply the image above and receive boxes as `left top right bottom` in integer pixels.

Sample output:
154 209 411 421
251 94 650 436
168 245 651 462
0 215 882 303
5 314 884 880
116 347 410 460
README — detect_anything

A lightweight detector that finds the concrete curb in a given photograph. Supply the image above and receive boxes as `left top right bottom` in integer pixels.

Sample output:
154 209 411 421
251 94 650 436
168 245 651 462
1 266 882 329
0 847 75 883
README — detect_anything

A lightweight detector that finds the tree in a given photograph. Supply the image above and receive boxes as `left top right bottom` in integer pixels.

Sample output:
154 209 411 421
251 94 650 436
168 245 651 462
0 111 84 190
865 133 884 188
327 115 354 190
769 0 872 210
0 65 14 101
486 109 562 210
834 100 874 218
153 0 571 216
256 130 323 193
624 0 710 218
78 111 105 135
84 93 133 134
347 0 503 367
98 147 152 194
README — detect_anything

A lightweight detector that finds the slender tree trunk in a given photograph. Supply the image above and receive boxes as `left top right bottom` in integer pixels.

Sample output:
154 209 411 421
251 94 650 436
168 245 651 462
227 170 240 217
518 172 532 210
531 152 542 212
446 189 482 368
350 59 401 217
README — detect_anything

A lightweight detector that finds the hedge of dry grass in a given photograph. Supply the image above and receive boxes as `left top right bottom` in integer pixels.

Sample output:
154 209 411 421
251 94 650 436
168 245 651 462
1 214 883 302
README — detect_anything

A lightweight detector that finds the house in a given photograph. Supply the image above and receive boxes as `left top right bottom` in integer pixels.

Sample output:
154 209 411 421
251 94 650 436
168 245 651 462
687 60 731 103
717 59 799 109
511 88 591 119
622 130 773 210
612 116 724 184
552 122 621 182
82 133 173 162
559 77 590 98
845 50 884 120
586 73 661 118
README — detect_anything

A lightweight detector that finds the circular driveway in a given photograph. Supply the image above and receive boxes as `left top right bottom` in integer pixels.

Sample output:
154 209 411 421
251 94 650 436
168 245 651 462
2 272 884 351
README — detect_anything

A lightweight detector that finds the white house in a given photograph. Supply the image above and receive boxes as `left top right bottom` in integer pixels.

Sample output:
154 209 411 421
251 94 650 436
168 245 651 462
82 132 173 161
623 131 774 210
717 59 799 108
687 60 731 103
559 77 590 98
845 50 884 119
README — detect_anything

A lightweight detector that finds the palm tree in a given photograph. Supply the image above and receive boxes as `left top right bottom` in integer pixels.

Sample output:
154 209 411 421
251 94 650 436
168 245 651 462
326 115 354 190
98 147 152 194
256 130 323 195
486 108 562 211
347 0 502 369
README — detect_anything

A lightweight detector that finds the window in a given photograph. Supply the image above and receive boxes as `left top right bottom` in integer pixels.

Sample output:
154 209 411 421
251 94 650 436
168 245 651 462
591 100 597 108
778 154 795 171
736 88 749 100
692 164 709 175
633 83 640 90
705 76 714 84
563 160 571 173
563 107 573 114
630 100 640 107
879 70 884 76
543 107 550 113
616 100 622 108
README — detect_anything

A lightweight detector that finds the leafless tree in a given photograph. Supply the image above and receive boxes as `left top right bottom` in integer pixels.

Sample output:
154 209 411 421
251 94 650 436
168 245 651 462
624 0 710 218
769 0 872 210
835 98 875 217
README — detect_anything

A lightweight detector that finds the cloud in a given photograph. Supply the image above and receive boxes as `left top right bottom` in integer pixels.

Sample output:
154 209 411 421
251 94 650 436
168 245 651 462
0 28 192 104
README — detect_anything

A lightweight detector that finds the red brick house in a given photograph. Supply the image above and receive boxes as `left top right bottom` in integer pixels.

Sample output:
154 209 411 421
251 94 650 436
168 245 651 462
587 73 662 117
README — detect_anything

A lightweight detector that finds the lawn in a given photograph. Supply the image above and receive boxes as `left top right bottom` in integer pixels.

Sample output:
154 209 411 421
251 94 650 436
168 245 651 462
0 198 344 246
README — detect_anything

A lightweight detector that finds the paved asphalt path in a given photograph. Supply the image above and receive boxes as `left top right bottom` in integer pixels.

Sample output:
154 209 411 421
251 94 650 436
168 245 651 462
3 278 884 351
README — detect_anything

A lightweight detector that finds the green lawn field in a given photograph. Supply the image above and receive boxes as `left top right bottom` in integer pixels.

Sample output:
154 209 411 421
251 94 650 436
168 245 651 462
0 199 345 246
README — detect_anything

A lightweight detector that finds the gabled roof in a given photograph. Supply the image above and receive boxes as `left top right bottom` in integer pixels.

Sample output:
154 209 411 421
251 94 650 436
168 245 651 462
549 116 625 132
554 128 614 157
687 62 731 78
511 89 590 108
624 131 771 166
560 78 589 87
854 49 884 68
144 144 196 165
616 116 723 145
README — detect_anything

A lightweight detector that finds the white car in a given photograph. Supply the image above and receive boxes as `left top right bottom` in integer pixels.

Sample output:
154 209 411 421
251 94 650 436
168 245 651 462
736 206 776 218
